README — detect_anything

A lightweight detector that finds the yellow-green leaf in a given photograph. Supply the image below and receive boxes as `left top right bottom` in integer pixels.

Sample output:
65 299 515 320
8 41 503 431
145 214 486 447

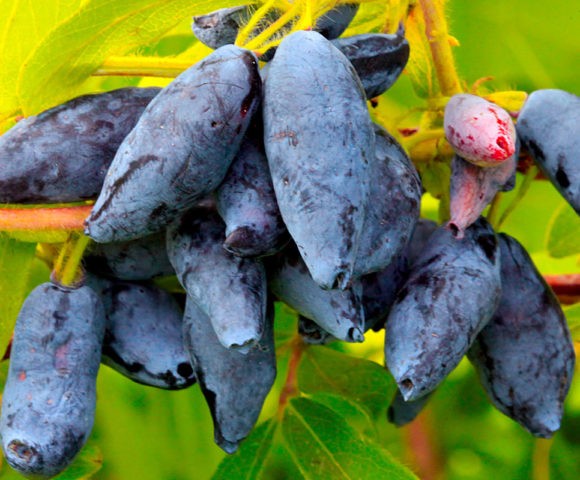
405 6 439 99
0 235 36 359
564 303 580 340
545 200 580 258
0 0 84 129
17 0 240 115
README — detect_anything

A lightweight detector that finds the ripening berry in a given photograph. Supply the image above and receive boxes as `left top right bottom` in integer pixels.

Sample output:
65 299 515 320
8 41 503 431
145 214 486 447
444 94 516 167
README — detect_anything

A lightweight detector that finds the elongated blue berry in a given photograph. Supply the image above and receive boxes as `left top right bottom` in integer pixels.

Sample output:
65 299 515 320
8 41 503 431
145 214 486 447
353 124 421 278
468 233 575 437
267 243 365 343
0 282 105 479
332 31 410 99
85 45 261 243
167 207 267 352
516 89 580 214
263 30 373 289
0 88 159 204
89 276 195 390
385 218 502 401
83 231 174 280
388 389 433 427
183 297 276 453
215 120 288 257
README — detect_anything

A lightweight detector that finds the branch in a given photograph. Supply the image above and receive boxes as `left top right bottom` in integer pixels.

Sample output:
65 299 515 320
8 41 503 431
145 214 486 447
94 56 191 78
545 274 580 304
278 336 306 416
418 0 462 96
0 205 91 232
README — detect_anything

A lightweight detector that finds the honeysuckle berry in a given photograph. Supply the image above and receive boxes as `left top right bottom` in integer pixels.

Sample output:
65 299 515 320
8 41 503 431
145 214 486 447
444 93 516 167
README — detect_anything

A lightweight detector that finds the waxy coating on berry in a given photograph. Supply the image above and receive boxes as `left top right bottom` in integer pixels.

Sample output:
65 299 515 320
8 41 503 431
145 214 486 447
0 88 159 204
167 207 267 352
183 297 276 453
84 45 261 243
516 89 580 214
263 30 373 290
267 242 365 343
444 94 516 167
0 282 105 479
88 276 196 390
468 233 575 438
385 218 502 401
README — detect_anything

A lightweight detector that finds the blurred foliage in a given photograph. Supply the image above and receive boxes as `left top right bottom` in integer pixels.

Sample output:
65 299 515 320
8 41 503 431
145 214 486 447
0 0 579 479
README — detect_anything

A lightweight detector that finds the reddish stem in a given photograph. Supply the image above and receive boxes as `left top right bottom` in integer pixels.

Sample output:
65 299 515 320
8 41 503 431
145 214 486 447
0 205 91 232
278 336 305 415
545 274 580 305
402 409 445 480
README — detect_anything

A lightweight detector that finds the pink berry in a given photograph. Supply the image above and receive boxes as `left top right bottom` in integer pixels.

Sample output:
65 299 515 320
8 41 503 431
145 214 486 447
444 94 516 167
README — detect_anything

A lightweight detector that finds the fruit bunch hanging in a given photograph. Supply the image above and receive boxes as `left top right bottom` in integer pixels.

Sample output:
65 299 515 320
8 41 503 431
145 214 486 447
0 2 577 478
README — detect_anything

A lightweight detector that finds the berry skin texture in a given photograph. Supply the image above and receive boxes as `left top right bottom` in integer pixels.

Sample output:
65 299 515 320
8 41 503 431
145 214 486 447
361 254 409 332
313 4 359 40
83 231 174 281
166 207 267 352
89 276 196 390
444 94 516 167
0 87 159 204
191 6 251 49
353 124 421 278
0 282 105 479
331 32 410 100
85 45 261 243
468 233 575 438
267 242 365 343
385 217 502 401
263 30 373 290
182 297 276 454
215 121 289 258
516 89 580 214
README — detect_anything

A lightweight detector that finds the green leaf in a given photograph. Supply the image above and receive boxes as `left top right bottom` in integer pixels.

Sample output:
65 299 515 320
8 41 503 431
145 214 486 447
54 443 103 480
307 393 377 440
545 201 580 258
282 397 417 480
298 346 394 418
564 303 580 340
0 0 84 127
0 235 36 358
212 419 277 480
17 0 240 115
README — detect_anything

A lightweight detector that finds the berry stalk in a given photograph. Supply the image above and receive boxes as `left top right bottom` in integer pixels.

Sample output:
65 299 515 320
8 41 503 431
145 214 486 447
418 0 462 96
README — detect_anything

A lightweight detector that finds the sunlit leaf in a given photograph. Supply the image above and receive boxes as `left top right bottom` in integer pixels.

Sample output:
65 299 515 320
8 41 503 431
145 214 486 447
405 6 438 99
298 346 394 418
0 0 84 129
212 419 277 480
0 235 36 358
282 397 417 480
545 201 580 258
17 0 240 115
563 303 580 340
